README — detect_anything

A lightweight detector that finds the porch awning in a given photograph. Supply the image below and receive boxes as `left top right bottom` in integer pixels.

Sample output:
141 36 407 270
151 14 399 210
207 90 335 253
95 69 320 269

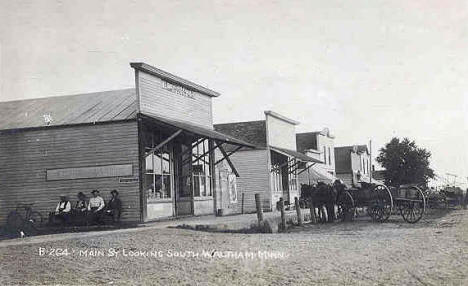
270 146 323 164
307 166 336 183
140 113 256 148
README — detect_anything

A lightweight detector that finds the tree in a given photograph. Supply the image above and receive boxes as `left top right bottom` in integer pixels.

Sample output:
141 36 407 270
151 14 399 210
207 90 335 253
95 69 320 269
376 137 435 187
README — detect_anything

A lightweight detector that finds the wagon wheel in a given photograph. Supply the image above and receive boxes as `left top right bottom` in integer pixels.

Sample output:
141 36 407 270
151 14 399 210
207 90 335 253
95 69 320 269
369 185 393 222
336 191 355 222
400 186 426 224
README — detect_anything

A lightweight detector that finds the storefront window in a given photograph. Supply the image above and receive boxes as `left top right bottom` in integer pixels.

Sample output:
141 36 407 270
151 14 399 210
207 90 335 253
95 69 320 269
192 140 212 197
270 151 286 192
143 128 173 202
271 166 282 192
288 159 298 191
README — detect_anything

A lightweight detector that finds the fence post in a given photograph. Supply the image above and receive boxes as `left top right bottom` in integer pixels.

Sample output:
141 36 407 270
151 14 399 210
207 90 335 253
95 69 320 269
279 197 286 231
464 192 468 210
294 197 303 226
241 193 245 214
255 193 263 224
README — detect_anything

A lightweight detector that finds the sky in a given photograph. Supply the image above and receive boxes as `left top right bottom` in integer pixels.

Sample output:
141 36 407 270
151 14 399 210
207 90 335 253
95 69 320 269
1 0 467 187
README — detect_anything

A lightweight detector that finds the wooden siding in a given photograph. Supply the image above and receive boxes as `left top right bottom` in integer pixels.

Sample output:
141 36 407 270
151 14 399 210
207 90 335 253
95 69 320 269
266 114 297 150
227 149 271 213
137 71 213 128
0 121 140 224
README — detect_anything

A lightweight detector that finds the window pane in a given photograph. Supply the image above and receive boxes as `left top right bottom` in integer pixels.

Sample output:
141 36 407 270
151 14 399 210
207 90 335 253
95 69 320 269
145 154 153 173
154 153 162 175
193 175 200 197
154 175 163 198
200 175 206 196
205 176 211 196
162 174 171 198
162 151 170 174
144 174 155 199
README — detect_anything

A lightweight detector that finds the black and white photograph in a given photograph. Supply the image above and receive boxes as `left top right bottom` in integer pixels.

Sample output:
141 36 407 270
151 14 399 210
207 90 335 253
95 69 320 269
0 1 467 285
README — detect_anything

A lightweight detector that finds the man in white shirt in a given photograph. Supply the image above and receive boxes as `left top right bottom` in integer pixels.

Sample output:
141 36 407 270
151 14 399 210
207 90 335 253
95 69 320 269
53 195 71 225
87 190 105 225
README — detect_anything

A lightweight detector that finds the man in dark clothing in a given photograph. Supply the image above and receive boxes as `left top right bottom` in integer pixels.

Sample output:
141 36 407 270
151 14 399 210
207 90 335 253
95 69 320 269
106 190 122 223
52 195 71 226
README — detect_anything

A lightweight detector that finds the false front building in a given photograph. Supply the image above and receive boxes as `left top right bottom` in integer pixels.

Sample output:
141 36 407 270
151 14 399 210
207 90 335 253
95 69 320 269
0 62 253 224
214 111 322 212
296 128 337 185
334 145 374 187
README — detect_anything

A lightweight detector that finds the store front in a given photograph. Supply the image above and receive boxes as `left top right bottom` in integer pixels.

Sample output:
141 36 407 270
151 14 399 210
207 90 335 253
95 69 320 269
139 114 252 221
269 148 301 206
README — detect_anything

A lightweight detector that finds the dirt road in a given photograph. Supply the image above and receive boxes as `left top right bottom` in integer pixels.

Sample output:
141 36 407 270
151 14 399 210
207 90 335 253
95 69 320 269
1 209 467 285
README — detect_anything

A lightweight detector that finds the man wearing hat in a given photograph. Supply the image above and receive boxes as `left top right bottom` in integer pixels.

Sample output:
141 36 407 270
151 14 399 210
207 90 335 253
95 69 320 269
106 190 122 223
87 190 105 225
53 195 71 225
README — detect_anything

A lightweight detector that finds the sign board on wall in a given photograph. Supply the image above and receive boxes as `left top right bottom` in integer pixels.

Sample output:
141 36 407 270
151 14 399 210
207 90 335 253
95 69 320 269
162 80 194 99
119 177 139 184
46 164 133 181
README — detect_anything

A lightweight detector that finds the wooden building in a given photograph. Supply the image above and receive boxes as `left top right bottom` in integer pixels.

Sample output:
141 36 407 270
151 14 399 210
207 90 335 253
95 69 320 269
0 62 254 224
214 111 322 212
296 129 337 185
334 145 375 187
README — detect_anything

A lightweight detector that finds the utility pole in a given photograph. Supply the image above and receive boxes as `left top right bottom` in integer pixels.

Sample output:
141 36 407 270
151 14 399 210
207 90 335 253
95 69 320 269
369 139 372 183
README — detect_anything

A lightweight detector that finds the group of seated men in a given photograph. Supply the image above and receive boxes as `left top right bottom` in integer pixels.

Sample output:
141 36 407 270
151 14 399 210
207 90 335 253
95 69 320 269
51 189 122 226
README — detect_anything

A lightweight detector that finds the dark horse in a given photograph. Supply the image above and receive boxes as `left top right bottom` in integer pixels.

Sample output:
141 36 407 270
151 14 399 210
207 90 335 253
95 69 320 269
300 182 338 222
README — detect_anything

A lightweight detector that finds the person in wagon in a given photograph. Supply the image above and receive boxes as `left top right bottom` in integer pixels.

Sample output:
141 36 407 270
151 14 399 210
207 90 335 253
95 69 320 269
105 190 122 223
87 190 105 225
53 195 72 225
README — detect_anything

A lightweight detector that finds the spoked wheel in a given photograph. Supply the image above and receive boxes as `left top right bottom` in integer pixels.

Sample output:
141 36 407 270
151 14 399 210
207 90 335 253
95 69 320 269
336 191 355 222
369 185 393 222
400 186 426 223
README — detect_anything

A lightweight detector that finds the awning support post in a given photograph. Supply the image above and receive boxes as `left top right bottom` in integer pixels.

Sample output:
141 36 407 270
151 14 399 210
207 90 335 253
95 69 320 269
191 141 223 164
145 129 183 155
215 145 243 165
217 142 240 177
271 158 296 173
298 163 316 175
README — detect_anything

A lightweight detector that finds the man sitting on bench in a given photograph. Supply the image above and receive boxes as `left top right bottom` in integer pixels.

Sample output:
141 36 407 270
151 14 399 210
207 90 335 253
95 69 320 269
52 195 72 225
87 190 105 225
105 190 122 223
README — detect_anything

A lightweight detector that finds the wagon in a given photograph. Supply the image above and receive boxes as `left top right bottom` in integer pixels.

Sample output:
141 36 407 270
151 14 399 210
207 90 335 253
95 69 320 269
336 182 426 223
390 184 426 223
335 182 393 222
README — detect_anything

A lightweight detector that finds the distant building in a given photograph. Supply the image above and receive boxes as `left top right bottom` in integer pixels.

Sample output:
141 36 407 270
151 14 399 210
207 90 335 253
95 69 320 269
214 111 321 211
296 128 336 185
372 169 386 184
334 145 373 187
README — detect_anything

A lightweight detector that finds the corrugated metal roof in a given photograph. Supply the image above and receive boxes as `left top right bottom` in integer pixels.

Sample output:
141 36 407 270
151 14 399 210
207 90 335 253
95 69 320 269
0 89 137 130
214 120 267 148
